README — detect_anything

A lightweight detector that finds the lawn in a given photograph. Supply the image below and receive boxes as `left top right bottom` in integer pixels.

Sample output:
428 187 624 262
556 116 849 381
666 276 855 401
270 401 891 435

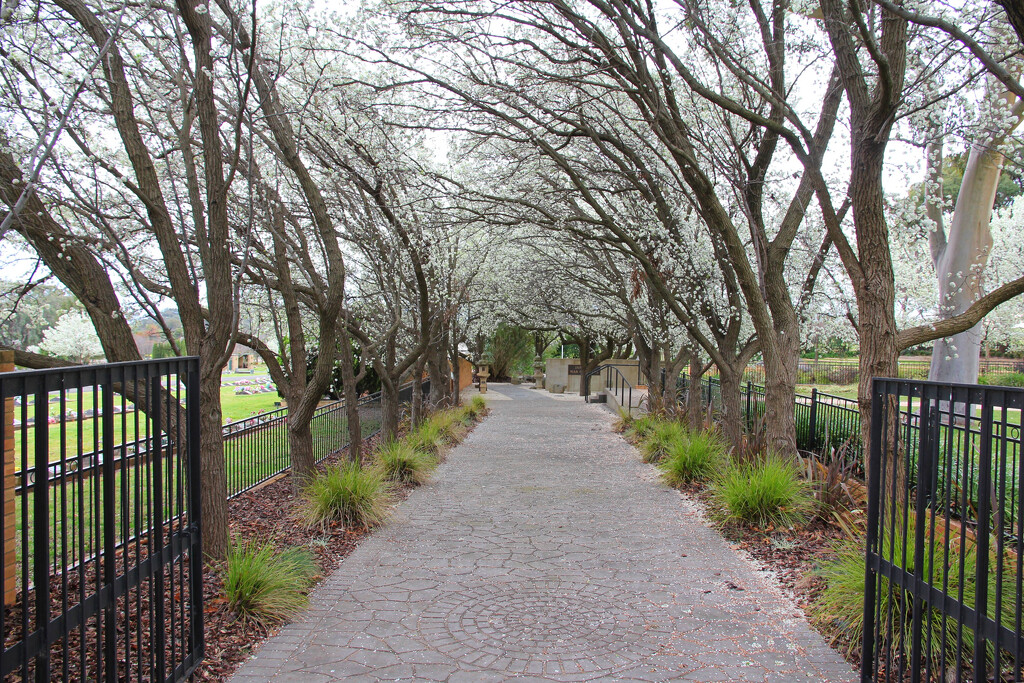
14 381 283 468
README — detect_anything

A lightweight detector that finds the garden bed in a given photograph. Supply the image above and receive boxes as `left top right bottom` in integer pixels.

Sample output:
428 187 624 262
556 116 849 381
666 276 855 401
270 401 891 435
198 404 487 680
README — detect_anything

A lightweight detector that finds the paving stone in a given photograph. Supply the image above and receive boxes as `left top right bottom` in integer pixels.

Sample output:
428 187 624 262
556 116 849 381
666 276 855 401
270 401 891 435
230 385 856 682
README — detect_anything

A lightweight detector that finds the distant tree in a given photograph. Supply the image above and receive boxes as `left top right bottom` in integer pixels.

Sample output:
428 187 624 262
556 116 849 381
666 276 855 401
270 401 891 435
0 280 80 348
487 325 533 381
32 310 103 363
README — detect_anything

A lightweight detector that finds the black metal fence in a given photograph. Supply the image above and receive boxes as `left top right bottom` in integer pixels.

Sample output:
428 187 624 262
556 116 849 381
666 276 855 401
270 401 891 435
863 379 1024 682
1 358 203 682
682 376 863 460
221 380 426 499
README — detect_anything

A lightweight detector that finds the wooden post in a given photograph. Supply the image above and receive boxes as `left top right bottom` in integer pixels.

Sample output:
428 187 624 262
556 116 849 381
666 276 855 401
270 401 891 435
1 349 15 605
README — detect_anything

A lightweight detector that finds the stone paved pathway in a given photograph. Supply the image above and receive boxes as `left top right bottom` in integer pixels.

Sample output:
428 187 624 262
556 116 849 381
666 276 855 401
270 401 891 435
231 384 856 682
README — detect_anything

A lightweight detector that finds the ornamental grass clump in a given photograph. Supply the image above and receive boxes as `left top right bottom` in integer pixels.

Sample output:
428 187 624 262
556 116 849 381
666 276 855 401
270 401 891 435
814 522 1018 672
431 409 469 444
640 420 687 464
375 439 436 485
406 420 445 457
626 414 659 442
659 430 726 486
711 455 813 528
225 542 318 626
465 395 487 419
612 407 634 433
302 462 393 530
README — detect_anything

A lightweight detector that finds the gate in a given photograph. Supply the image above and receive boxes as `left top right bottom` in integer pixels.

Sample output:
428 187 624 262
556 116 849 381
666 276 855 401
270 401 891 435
864 378 1024 682
0 358 203 682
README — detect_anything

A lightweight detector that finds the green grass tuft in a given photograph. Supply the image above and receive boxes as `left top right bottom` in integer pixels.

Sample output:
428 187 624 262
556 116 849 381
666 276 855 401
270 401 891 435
406 420 445 456
626 414 659 442
301 462 393 530
225 542 318 626
430 409 469 444
711 455 813 528
659 430 726 486
465 395 487 419
375 439 436 485
639 420 687 463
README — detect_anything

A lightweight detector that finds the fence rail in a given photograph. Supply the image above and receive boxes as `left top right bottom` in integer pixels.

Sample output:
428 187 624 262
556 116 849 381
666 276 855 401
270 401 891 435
0 358 203 682
682 375 865 462
864 379 1024 682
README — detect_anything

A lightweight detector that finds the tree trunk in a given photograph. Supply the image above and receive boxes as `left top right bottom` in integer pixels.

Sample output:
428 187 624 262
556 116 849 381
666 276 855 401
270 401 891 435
286 388 317 486
427 344 448 409
718 366 743 456
762 324 800 456
661 365 679 416
853 140 901 490
450 343 462 404
929 142 1003 386
412 356 427 427
661 349 689 417
381 382 401 440
198 374 228 560
686 357 704 430
338 336 362 462
287 421 314 493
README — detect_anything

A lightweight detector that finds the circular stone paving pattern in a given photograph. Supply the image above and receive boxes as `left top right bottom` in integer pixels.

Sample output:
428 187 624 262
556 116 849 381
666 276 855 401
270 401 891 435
417 581 663 673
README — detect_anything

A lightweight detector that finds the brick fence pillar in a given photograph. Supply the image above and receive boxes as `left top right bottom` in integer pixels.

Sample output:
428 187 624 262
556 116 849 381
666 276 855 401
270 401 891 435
1 349 14 605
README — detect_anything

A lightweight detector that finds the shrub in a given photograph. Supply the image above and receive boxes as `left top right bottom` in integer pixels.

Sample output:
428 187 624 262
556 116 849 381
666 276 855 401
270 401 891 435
225 542 318 625
375 439 436 485
640 420 687 464
302 462 393 530
979 372 1024 388
659 430 726 486
814 523 1018 672
802 449 857 520
711 455 813 528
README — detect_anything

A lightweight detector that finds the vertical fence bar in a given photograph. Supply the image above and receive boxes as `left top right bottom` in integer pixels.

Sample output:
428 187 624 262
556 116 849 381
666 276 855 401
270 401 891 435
101 374 116 683
974 392 994 678
862 377 885 683
1 350 13 611
808 388 818 451
33 379 50 683
187 359 205 671
745 381 752 429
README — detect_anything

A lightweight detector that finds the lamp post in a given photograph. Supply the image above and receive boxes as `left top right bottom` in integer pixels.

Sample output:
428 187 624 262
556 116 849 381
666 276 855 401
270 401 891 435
477 351 492 394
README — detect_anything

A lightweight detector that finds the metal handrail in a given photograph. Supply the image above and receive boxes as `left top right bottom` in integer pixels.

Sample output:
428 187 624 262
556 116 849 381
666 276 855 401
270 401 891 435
584 364 634 410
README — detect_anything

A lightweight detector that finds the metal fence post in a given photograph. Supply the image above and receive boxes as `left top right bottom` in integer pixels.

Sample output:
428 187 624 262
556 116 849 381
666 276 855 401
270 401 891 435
745 381 752 429
808 388 818 450
0 350 13 607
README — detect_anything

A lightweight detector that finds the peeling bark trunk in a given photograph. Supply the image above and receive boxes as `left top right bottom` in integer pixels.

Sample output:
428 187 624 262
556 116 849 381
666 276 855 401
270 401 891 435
927 99 1020 386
